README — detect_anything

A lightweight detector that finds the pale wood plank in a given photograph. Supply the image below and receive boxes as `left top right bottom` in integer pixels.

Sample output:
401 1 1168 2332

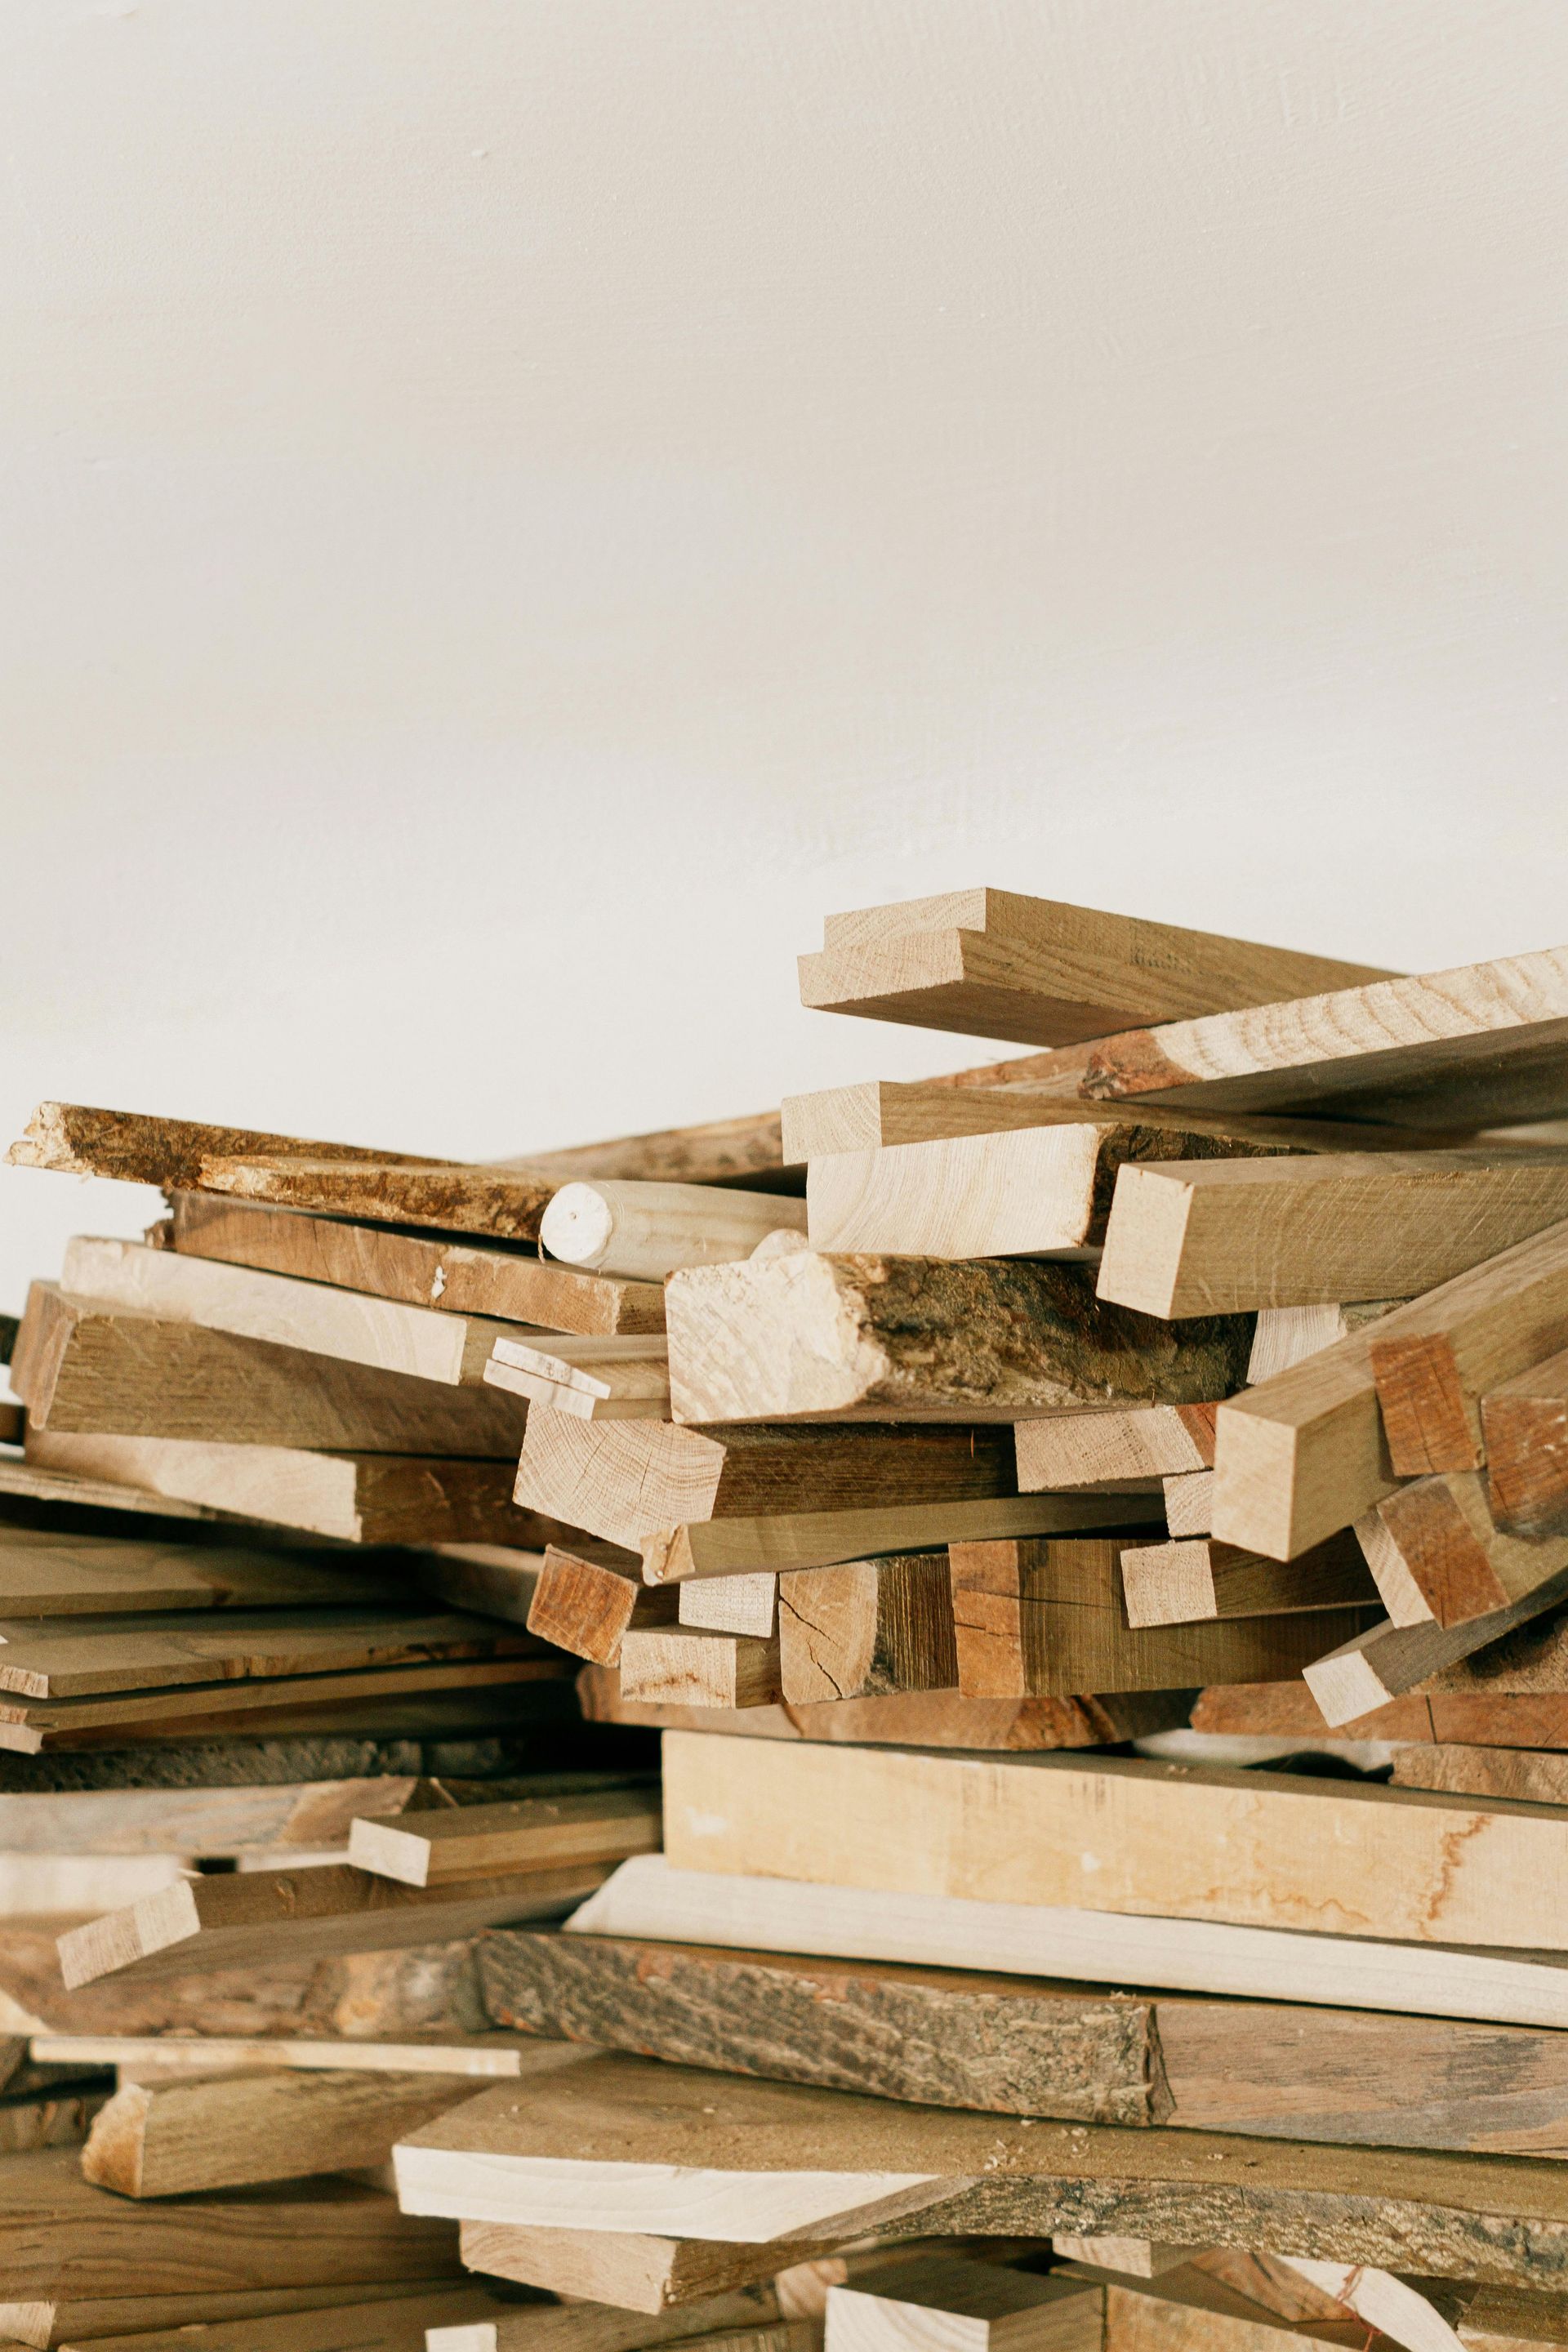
645 1494 1165 1586
0 1526 399 1620
0 1608 537 1699
1015 1409 1215 1490
1160 1474 1214 1538
618 1630 783 1710
679 1573 778 1637
1119 1535 1376 1626
350 1787 662 1886
1245 1300 1399 1384
71 2286 506 2352
825 2256 1102 2352
0 2283 454 2352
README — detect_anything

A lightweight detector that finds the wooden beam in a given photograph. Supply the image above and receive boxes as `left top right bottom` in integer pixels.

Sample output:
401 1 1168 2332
643 1494 1163 1586
825 2254 1103 2352
514 1415 1018 1552
1245 1301 1398 1385
571 1852 1568 2030
0 1606 537 1699
1161 1475 1214 1538
59 1238 515 1388
192 1156 558 1241
0 1773 428 1857
1214 1221 1568 1559
540 1181 808 1280
618 1629 783 1709
30 2030 567 2080
1357 1473 1568 1628
680 1572 778 1637
1303 1593 1568 1727
48 2287 506 2350
797 891 1392 1049
667 1254 1253 1425
57 1860 614 1989
1095 1154 1568 1319
947 1540 1369 1696
661 1733 1568 1951
171 1192 666 1335
24 1428 539 1547
350 1788 662 1886
1118 1536 1376 1627
0 2148 458 2299
392 2048 1568 2284
0 1525 399 1620
455 2228 906 2315
7 1102 431 1190
777 1556 957 1704
514 1107 790 1187
1015 1409 1215 1490
1082 947 1568 1129
1390 1744 1568 1804
1194 1666 1568 1750
527 1540 679 1664
486 1341 671 1422
1483 1348 1568 1536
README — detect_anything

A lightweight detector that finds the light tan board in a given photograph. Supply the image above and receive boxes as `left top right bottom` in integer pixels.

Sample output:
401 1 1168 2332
0 1775 424 1857
1245 1300 1400 1385
1119 1535 1376 1625
0 1606 537 1699
1016 1409 1215 1490
680 1573 779 1638
643 1493 1165 1585
32 2029 568 2079
56 2286 506 2352
350 1786 662 1887
540 1180 808 1281
0 2283 462 2352
826 2256 1102 2352
0 1526 399 1619
1358 1472 1568 1628
661 1735 1568 1951
1304 1594 1568 1729
1161 1475 1214 1538
171 1192 666 1334
619 1629 783 1709
798 890 1392 1049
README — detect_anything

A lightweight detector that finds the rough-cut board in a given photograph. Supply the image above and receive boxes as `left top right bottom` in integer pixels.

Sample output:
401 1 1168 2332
1082 947 1568 1129
1194 1666 1568 1749
1303 1594 1568 1728
414 1544 546 1628
1245 1301 1399 1385
947 1540 1368 1697
619 1629 784 1710
797 891 1392 1049
642 1494 1164 1586
0 2147 458 2298
661 1735 1568 1952
804 1126 1292 1264
0 1775 425 1857
434 2307 820 2352
0 1608 537 1700
1015 1410 1216 1490
514 1417 1018 1553
1118 1535 1376 1627
1483 1348 1568 1537
57 2286 506 2352
825 2254 1103 2352
577 1664 1190 1752
350 1788 662 1887
1214 1219 1568 1559
24 1428 537 1547
10 1282 530 1456
666 1254 1253 1426
0 1527 395 1620
193 1155 559 1241
515 1108 791 1187
569 1854 1568 2032
7 1103 434 1191
1096 2283 1337 2352
680 1572 779 1637
57 1861 613 1989
391 2048 1568 2283
777 1556 957 1704
1357 1473 1568 1628
170 1192 666 1335
1095 1153 1568 1318
60 1236 518 1388
527 1541 678 1664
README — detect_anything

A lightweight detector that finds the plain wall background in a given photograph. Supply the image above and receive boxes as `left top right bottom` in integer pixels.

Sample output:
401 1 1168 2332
2 0 1566 1316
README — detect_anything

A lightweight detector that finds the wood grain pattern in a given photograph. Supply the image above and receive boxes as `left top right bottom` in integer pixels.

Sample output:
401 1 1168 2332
1483 1348 1568 1536
194 1156 559 1241
514 1107 791 1187
1118 1535 1375 1626
826 2254 1103 2352
7 1103 431 1190
541 1180 807 1280
680 1572 779 1637
0 1525 395 1620
1195 1661 1568 1749
668 1254 1253 1426
1015 1408 1216 1490
528 1540 679 1664
1358 1473 1568 1628
1245 1300 1399 1385
618 1629 783 1710
644 1494 1165 1586
1161 1475 1214 1538
0 1606 537 1699
350 1787 662 1886
0 2282 462 2352
777 1555 956 1704
51 2285 503 2351
455 2226 871 2312
1391 1744 1568 1805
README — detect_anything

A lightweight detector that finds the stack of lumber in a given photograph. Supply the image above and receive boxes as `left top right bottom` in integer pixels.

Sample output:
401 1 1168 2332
16 896 1568 2344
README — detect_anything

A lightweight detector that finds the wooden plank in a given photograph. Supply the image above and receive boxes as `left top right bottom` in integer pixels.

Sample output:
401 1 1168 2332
59 1237 515 1388
24 1429 538 1547
644 1495 1166 1587
0 1607 537 1699
391 2048 1568 2283
11 1283 530 1456
1390 1744 1568 1804
454 2230 932 2316
798 891 1392 1049
79 2065 541 2195
487 1344 670 1422
350 1788 662 1886
1214 1221 1568 1559
825 2255 1102 2352
680 1574 778 1638
777 1557 956 1704
62 2287 505 2352
1095 1154 1568 1318
618 1630 783 1710
0 1526 399 1620
1161 1475 1214 1538
1098 2281 1344 2352
414 1544 546 1628
1303 1594 1568 1727
1015 1410 1215 1490
1118 1536 1376 1627
1194 1670 1568 1750
661 1733 1568 1951
57 1860 614 1989
540 1182 808 1281
191 1156 558 1241
1357 1474 1568 1628
170 1192 666 1335
517 1109 791 1187
514 1415 1018 1552
805 1126 1293 1264
0 1457 220 1525
0 2283 457 2352
1081 947 1568 1129
528 1540 678 1664
570 1853 1568 2030
29 2031 567 2080
0 2148 458 2298
434 2310 820 2352
7 1102 432 1191
1245 1302 1398 1385
0 1775 425 1857
1484 1348 1568 1537
947 1541 1369 1696
667 1255 1253 1426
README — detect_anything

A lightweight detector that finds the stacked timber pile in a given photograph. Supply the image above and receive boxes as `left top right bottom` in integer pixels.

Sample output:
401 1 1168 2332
8 893 1568 2346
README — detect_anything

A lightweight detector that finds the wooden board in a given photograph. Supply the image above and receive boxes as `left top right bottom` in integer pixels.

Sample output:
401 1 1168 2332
826 2255 1102 2352
797 891 1392 1049
1484 1348 1568 1536
0 2147 458 2298
1193 1671 1568 1750
1245 1301 1399 1385
1161 1475 1214 1539
514 1417 1018 1553
431 2299 820 2352
1303 1596 1568 1728
486 1347 670 1422
0 1775 425 1857
667 1254 1253 1426
391 2047 1568 2283
57 1860 615 1989
350 1787 662 1886
515 1108 791 1187
0 2283 460 2352
0 1606 537 1699
55 2286 504 2352
1214 1220 1568 1559
805 1125 1292 1263
11 1283 530 1456
661 1734 1568 1951
569 1853 1568 2031
680 1573 779 1638
7 1103 432 1190
619 1630 783 1710
1391 1744 1568 1805
24 1430 539 1547
1358 1474 1568 1628
527 1541 678 1664
30 2030 572 2079
947 1541 1370 1697
642 1494 1163 1587
0 1526 398 1620
413 1544 546 1628
1095 1153 1568 1318
1118 1536 1376 1626
193 1156 558 1241
777 1557 957 1704
171 1192 666 1334
58 1238 516 1388
1081 947 1568 1129
1015 1410 1215 1490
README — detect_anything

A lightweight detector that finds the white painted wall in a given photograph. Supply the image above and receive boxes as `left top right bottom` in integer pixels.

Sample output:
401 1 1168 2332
2 0 1566 1314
